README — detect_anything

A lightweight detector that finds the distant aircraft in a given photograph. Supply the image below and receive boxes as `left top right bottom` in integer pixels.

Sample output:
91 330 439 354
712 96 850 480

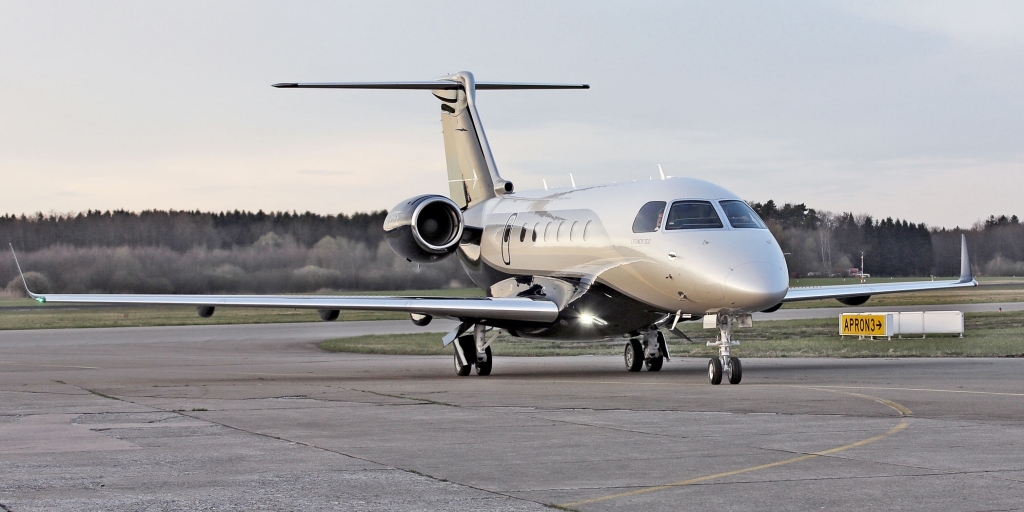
11 71 978 384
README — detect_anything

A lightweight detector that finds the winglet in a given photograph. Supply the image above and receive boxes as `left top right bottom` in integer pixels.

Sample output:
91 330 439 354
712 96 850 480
8 244 44 302
959 234 976 284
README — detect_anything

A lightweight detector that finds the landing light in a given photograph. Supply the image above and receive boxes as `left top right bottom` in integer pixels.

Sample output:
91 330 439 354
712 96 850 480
578 313 608 326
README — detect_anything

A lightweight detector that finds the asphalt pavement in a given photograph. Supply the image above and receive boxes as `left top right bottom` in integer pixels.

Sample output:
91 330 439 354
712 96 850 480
1 321 1023 510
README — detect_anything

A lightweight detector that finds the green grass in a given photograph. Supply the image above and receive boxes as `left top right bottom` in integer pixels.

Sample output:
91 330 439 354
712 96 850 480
319 311 1024 358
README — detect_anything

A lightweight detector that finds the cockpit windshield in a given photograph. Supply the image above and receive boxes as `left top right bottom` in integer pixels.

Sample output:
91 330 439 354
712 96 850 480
632 201 666 233
719 200 767 229
665 201 723 230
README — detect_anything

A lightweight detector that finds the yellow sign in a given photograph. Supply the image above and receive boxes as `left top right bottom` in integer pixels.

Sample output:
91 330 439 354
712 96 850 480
840 314 889 336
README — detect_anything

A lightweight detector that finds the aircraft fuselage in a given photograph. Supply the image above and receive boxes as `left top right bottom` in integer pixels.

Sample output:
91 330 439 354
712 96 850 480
456 177 790 339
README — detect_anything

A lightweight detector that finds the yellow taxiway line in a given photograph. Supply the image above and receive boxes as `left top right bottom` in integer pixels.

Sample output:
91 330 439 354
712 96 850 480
558 388 912 509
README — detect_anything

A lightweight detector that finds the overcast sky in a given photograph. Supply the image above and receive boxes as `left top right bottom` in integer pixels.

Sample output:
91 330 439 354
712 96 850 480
2 1 1022 228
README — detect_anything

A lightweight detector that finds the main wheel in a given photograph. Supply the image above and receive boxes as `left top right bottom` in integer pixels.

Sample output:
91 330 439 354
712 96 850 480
624 339 644 372
728 356 742 384
454 351 472 376
475 346 493 376
708 358 723 385
645 356 664 371
454 335 474 377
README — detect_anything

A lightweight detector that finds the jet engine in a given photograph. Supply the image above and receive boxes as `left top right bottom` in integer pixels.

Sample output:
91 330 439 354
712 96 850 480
383 194 464 263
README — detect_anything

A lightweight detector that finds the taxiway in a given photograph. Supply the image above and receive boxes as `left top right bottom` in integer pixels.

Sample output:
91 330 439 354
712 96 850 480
1 322 1022 510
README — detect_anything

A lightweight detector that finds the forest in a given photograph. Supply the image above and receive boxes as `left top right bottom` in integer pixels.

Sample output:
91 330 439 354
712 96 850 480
1 204 1021 296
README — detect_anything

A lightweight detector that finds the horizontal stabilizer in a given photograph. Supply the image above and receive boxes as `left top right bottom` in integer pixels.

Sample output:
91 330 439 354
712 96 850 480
273 82 589 90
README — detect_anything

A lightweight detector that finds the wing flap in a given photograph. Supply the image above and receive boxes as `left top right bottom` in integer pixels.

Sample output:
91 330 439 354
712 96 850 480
26 293 559 323
783 279 977 302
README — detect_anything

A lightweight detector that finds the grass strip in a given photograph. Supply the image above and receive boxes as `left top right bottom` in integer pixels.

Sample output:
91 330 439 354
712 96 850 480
319 311 1024 358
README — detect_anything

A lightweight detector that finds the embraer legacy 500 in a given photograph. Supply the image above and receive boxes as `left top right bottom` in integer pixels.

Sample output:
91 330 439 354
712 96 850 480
11 71 978 384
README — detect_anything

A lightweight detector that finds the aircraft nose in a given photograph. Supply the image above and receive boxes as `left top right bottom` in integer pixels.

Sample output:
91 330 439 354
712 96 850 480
725 262 788 310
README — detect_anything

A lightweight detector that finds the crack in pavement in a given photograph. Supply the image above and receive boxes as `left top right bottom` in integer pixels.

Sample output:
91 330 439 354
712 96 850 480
82 390 557 511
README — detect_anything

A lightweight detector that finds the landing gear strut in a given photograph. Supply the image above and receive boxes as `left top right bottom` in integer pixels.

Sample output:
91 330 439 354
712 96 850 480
453 324 496 377
708 314 744 385
623 329 669 372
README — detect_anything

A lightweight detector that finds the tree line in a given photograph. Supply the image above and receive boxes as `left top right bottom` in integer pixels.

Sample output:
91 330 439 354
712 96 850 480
750 201 1023 278
1 210 472 295
2 205 1022 296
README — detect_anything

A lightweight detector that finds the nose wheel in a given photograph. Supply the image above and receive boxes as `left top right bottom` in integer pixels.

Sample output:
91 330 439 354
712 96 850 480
708 314 744 385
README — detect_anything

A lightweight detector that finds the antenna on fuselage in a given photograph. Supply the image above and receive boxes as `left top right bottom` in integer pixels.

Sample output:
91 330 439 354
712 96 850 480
543 179 548 191
569 173 577 189
657 164 666 180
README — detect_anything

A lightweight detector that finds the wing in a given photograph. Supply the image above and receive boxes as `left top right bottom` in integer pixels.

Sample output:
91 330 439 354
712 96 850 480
783 234 978 303
7 246 558 324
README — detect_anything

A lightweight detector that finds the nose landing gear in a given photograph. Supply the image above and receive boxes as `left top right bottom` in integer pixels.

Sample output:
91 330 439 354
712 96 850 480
708 313 747 384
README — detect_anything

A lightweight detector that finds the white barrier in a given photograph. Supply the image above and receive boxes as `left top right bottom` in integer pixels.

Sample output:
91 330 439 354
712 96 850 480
891 311 964 338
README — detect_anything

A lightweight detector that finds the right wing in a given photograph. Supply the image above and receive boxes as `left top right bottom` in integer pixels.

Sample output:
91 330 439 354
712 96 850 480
8 246 558 324
19 292 558 323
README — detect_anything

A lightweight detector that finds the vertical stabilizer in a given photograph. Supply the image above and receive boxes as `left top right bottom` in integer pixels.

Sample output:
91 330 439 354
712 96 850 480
433 72 511 208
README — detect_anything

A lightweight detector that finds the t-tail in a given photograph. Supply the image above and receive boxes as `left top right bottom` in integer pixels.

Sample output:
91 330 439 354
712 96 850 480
273 72 588 208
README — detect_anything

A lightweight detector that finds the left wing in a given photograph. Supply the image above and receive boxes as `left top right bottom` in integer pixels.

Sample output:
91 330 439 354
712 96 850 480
8 246 558 324
783 234 978 303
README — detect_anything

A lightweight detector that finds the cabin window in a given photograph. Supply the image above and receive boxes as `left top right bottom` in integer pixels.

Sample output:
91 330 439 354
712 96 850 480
583 220 592 241
665 201 723 230
556 221 565 242
719 200 767 229
520 225 527 242
632 201 666 233
544 222 552 242
532 223 539 242
569 221 578 241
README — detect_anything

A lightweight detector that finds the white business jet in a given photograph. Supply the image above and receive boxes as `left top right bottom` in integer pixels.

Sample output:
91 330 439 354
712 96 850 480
11 71 978 384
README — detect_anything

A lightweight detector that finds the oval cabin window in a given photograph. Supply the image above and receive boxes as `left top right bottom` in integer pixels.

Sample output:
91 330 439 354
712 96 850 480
583 220 592 241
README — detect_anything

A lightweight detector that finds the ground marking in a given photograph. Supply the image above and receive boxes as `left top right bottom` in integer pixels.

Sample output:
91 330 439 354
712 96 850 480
558 388 912 508
805 384 1024 398
0 361 99 370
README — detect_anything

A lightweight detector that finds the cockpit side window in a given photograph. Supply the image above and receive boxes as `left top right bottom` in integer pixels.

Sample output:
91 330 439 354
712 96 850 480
719 200 767 229
632 201 666 233
665 201 723 230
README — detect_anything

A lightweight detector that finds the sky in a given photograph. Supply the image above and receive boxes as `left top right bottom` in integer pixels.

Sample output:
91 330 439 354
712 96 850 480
2 1 1022 228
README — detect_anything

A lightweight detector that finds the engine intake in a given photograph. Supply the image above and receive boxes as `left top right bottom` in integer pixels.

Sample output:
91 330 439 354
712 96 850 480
383 195 464 263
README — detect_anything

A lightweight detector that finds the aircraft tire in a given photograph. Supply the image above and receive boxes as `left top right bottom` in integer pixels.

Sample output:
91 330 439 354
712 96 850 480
454 352 472 376
645 356 664 372
708 358 723 385
454 334 474 377
475 346 492 376
624 339 644 372
728 357 742 385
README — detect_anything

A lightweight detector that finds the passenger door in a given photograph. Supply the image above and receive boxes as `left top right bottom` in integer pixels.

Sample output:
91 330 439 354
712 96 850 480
501 213 517 266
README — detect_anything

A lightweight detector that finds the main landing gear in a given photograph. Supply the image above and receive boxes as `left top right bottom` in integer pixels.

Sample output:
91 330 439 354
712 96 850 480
708 313 745 385
453 324 495 377
624 329 669 372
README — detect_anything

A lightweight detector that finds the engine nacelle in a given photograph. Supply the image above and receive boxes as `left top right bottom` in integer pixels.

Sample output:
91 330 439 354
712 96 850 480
383 195 464 263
